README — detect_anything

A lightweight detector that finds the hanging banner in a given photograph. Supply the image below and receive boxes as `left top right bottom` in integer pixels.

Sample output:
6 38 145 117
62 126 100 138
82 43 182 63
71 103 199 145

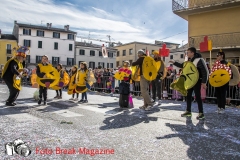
102 44 108 58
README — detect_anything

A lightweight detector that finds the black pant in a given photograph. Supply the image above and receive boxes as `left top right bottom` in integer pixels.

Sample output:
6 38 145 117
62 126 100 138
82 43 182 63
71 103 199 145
186 80 203 113
215 83 229 109
72 93 79 98
56 89 62 97
39 86 47 101
5 80 20 103
82 92 87 100
151 79 161 100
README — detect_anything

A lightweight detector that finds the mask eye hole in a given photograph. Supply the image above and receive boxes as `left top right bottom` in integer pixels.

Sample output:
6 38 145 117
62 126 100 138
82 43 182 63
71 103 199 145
49 71 54 76
220 74 225 76
212 75 216 78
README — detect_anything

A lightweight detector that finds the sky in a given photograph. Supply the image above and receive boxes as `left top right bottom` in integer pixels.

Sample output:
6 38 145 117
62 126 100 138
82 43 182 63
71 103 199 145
0 0 188 46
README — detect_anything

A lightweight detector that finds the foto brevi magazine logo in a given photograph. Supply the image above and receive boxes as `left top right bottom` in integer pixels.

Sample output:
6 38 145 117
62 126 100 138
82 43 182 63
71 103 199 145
5 139 31 157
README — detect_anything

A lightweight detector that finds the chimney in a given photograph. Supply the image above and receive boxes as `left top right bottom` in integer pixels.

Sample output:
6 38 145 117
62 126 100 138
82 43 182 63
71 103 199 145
0 29 1 38
47 23 49 28
14 20 17 24
64 25 69 31
49 23 52 28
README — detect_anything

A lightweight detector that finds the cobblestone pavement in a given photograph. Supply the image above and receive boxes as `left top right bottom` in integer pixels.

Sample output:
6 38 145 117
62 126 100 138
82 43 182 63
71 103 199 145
0 84 240 160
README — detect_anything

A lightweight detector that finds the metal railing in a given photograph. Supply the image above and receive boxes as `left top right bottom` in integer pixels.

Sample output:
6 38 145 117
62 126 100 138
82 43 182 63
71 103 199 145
90 76 240 105
189 32 240 49
172 0 239 12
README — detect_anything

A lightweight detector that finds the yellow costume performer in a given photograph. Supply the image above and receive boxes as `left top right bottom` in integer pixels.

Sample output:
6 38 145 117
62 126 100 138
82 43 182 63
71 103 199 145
68 65 80 101
1 46 29 106
76 62 89 103
36 55 59 105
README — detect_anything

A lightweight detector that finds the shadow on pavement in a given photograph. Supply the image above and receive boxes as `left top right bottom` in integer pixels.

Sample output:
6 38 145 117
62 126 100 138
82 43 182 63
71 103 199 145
156 117 240 159
100 107 160 130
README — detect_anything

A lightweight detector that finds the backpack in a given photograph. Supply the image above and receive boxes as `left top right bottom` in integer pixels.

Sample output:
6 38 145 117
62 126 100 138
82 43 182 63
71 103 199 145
119 81 130 95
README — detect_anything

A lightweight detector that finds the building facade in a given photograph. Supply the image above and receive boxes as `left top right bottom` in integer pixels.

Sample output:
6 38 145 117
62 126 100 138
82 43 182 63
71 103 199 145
75 42 117 69
12 21 77 68
172 0 240 65
0 30 17 69
114 41 180 67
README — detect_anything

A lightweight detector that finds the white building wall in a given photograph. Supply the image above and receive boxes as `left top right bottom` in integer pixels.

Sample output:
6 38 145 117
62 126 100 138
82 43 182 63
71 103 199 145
17 27 75 68
75 47 116 69
164 51 185 71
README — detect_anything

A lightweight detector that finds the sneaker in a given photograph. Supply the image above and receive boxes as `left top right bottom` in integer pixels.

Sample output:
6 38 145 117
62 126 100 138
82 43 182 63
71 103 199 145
74 98 78 101
83 100 88 103
69 98 74 100
215 108 221 113
139 105 146 110
158 100 162 105
58 96 62 99
181 111 192 117
38 99 42 105
78 99 84 103
5 102 15 106
219 108 225 114
145 105 153 111
12 102 16 105
43 101 47 105
54 96 59 99
196 113 205 120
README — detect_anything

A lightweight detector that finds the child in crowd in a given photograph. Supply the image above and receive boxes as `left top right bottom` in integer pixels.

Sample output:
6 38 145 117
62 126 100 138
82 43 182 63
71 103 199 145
68 65 79 101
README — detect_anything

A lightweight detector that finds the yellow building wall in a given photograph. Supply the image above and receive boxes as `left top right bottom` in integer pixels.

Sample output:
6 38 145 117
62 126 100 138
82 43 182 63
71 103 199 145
188 6 240 37
115 43 162 67
0 40 17 69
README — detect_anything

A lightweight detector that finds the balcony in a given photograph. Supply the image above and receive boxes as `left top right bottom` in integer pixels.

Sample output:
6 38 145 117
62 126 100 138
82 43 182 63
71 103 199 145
189 32 240 50
172 0 240 20
6 49 11 54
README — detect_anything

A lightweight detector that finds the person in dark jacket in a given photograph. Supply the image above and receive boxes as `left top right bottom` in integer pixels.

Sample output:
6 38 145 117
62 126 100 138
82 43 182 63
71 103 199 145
132 49 154 110
214 51 229 114
169 47 209 120
2 46 27 106
36 55 49 105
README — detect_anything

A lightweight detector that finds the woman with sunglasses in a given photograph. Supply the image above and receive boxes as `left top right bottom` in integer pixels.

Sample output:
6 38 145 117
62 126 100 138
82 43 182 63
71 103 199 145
214 51 230 114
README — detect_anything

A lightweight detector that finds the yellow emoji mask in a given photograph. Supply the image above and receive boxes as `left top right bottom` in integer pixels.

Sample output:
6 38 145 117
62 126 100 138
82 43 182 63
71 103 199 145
36 64 60 88
170 61 199 96
114 67 131 81
142 56 157 81
131 66 140 81
52 70 70 90
209 61 231 87
182 61 199 89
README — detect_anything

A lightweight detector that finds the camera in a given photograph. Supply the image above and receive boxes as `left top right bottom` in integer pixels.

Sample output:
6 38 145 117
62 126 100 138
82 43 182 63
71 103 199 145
5 139 31 157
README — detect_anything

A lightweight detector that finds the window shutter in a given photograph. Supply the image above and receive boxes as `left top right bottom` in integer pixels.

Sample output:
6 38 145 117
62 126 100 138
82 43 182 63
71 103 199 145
59 33 60 38
29 40 31 47
23 29 25 34
24 40 26 46
29 29 31 35
43 31 44 37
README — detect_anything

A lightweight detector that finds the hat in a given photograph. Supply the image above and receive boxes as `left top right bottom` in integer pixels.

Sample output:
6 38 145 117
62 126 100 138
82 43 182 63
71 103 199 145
13 46 30 58
152 50 159 55
73 65 78 69
81 62 87 65
137 49 145 55
123 61 130 65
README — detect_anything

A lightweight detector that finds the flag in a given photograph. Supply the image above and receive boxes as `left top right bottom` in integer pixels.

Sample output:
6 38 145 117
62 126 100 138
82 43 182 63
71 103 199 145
102 44 108 58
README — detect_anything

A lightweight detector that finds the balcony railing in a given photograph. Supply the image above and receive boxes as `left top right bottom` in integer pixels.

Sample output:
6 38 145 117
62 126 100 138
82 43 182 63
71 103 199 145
189 32 240 49
173 0 239 12
6 49 11 54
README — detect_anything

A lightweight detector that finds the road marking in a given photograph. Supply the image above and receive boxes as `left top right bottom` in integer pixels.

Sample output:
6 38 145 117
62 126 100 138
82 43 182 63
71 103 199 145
36 105 84 117
76 105 122 115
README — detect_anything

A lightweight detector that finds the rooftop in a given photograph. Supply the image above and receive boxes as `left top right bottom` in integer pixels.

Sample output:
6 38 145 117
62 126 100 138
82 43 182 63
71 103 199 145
75 41 117 51
16 22 77 34
0 34 17 40
114 41 180 48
